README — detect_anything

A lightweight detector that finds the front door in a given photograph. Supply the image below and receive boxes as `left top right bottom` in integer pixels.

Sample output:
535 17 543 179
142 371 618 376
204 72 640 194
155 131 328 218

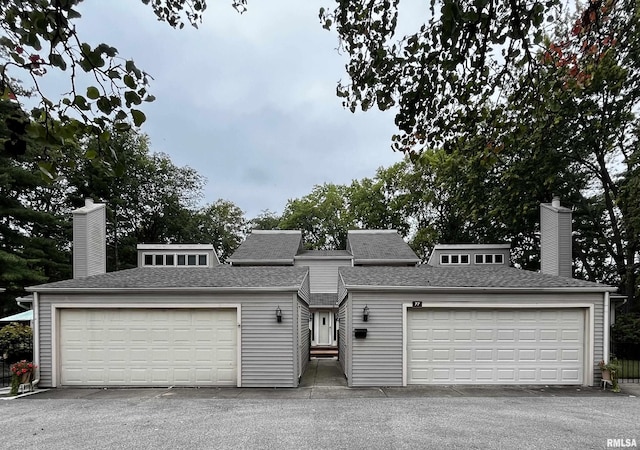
317 311 331 345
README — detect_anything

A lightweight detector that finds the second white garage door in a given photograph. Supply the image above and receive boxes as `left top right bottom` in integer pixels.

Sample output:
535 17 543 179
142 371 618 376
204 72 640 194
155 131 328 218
407 308 585 384
59 308 237 386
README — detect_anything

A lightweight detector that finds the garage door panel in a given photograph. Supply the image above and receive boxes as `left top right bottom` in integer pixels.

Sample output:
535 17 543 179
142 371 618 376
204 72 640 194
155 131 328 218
454 330 471 341
60 308 237 386
562 349 580 361
519 369 536 381
475 329 493 341
475 369 494 381
432 329 450 341
407 308 584 385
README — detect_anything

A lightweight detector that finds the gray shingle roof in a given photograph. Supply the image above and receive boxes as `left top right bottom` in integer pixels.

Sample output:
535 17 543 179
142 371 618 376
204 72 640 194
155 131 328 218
339 265 615 290
309 293 338 307
228 231 302 265
28 266 309 291
347 231 420 264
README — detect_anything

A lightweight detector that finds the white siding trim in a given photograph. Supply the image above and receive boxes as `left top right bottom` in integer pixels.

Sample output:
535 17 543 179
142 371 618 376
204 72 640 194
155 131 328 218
588 302 595 386
401 302 595 387
50 302 242 388
33 292 40 382
604 292 610 362
402 303 407 386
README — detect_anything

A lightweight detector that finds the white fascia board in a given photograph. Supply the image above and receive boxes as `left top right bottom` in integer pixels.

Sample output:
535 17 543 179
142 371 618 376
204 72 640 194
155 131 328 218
27 286 303 294
298 271 311 305
251 230 301 234
354 259 420 265
348 229 398 234
433 243 511 250
137 243 215 250
294 255 353 260
228 259 294 265
343 285 617 293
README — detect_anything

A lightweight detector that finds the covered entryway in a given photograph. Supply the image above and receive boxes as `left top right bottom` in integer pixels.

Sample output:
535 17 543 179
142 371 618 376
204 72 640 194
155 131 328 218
406 308 585 385
310 309 338 358
58 308 238 386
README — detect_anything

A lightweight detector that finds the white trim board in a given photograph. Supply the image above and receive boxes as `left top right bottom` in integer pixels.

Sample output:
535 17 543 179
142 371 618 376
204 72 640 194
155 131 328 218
401 302 595 387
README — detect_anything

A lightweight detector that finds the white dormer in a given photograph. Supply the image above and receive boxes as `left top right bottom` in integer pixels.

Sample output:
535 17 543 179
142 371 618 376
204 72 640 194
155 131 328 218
427 244 511 267
137 244 220 268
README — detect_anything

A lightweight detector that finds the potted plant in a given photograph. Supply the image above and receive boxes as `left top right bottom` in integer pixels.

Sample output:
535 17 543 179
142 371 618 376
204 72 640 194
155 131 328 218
9 360 37 395
599 359 621 392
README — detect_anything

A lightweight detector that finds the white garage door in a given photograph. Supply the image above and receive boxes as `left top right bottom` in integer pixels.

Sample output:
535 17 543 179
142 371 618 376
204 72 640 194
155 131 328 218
407 308 584 384
59 308 237 386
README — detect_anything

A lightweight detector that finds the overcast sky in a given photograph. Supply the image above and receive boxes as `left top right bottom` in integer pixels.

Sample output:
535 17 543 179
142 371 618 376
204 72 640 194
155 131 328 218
47 1 426 219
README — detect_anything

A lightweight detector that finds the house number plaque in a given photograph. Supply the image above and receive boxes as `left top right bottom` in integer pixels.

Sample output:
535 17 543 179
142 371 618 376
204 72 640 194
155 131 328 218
412 301 422 307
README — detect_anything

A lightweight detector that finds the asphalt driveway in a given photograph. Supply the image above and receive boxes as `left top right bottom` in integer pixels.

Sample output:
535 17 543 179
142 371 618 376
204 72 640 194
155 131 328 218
1 390 638 449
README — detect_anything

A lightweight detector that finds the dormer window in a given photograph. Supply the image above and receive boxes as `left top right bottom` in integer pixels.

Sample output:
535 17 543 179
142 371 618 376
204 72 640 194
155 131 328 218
142 253 208 267
138 244 217 268
475 254 505 264
440 254 470 265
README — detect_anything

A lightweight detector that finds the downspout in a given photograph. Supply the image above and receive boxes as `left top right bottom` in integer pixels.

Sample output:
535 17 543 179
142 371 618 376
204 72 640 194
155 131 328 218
603 292 610 363
31 292 40 389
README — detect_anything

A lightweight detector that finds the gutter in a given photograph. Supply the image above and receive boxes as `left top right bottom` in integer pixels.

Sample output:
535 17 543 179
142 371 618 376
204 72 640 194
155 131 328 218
343 285 618 293
228 259 294 265
26 286 306 294
294 256 353 260
353 259 421 265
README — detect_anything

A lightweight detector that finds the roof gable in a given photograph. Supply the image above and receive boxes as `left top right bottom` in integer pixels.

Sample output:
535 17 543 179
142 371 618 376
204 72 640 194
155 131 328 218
228 231 303 265
347 230 419 265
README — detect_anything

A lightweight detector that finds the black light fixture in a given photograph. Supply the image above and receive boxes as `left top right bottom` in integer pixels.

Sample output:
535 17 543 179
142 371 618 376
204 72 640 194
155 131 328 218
363 305 370 322
276 306 282 323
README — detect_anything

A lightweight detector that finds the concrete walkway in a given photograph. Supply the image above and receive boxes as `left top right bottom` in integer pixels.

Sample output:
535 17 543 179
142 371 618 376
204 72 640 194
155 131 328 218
299 358 347 388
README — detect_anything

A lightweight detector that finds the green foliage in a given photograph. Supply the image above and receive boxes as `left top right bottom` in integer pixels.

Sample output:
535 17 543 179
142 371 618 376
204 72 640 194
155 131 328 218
611 314 640 345
0 0 239 172
316 0 639 307
280 184 355 250
9 373 19 396
249 210 281 231
320 0 572 152
0 99 72 314
188 200 247 263
65 129 208 270
0 323 33 363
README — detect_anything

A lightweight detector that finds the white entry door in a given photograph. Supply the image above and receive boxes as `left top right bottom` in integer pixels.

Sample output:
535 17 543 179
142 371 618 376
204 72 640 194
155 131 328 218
317 311 332 345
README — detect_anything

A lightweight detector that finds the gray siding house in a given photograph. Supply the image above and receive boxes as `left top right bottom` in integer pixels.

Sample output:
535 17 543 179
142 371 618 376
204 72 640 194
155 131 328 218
24 197 618 389
337 266 611 387
30 266 310 388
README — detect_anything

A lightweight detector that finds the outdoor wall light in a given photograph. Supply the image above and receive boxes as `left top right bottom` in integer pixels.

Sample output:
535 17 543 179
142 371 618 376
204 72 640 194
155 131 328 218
276 306 282 323
363 305 370 322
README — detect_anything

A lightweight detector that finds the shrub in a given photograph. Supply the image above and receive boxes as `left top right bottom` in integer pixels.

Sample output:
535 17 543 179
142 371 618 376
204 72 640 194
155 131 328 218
0 322 33 363
611 314 640 345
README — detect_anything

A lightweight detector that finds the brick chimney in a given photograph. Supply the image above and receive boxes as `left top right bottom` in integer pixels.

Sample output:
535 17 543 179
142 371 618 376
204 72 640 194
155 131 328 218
72 199 106 278
540 196 573 278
